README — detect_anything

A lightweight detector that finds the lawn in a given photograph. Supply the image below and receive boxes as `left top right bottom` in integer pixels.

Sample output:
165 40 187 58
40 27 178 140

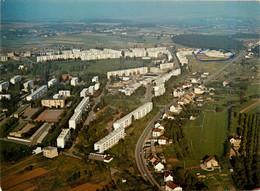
184 110 228 160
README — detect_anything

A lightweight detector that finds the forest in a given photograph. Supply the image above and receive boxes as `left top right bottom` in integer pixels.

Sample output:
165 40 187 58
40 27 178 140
172 34 244 50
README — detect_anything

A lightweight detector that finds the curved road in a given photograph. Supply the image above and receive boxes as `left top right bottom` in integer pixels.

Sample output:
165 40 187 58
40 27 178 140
135 50 245 190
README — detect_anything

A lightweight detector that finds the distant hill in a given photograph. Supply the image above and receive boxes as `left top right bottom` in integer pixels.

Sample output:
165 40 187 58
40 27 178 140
172 34 244 50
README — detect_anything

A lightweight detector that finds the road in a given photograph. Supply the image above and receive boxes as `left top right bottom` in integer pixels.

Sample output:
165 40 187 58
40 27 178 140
135 50 244 189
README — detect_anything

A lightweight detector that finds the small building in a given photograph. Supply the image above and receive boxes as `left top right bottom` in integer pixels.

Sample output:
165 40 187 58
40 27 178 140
32 147 43 155
170 104 182 114
165 181 183 191
43 146 58 158
158 136 167 145
230 136 242 147
164 172 174 183
223 81 229 87
59 90 71 97
92 76 99 83
154 161 164 172
12 104 31 118
10 75 21 84
148 154 158 164
204 157 219 169
71 77 78 86
94 83 100 91
57 129 71 148
152 128 164 138
104 156 113 163
0 81 9 92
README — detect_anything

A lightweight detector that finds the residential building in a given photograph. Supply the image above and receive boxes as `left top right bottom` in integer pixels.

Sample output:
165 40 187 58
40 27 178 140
204 157 219 169
107 67 148 79
223 81 230 87
170 104 182 114
92 76 99 83
57 129 71 148
194 87 204 95
80 88 88 97
88 86 95 95
154 83 165 97
158 136 167 145
165 182 183 191
43 146 58 158
94 83 100 91
41 99 65 108
160 62 174 70
164 172 174 183
94 127 125 153
148 154 158 164
47 78 57 88
26 85 47 101
53 94 62 99
74 97 89 113
59 90 71 97
0 55 8 62
10 75 21 84
113 102 153 129
71 77 78 86
154 161 164 172
23 80 34 92
0 94 11 100
104 156 113 163
69 111 82 129
152 128 164 137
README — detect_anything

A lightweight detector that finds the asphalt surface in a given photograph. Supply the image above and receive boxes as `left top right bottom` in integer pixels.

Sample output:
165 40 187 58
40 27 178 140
135 50 244 190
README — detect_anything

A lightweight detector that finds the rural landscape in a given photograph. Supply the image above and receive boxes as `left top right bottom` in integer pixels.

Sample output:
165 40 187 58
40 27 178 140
0 0 259 191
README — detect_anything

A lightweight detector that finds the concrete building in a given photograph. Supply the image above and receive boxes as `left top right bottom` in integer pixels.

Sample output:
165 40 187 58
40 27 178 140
94 83 100 91
80 88 88 97
107 67 148 79
10 75 21 84
0 81 9 92
160 62 174 70
194 87 204 95
92 76 99 83
75 97 90 113
23 51 31 57
88 86 95 95
41 99 65 108
204 157 219 169
0 94 11 100
71 77 78 86
158 136 167 145
47 78 57 88
59 90 71 97
154 83 165 97
26 85 47 101
57 129 71 148
69 111 82 129
124 48 146 58
23 80 34 92
0 55 8 62
43 146 58 158
94 127 125 153
113 102 153 129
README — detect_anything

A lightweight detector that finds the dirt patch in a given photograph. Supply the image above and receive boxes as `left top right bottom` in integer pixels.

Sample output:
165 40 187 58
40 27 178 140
239 100 259 113
168 158 182 163
69 182 103 191
6 181 35 191
1 168 49 190
35 109 63 122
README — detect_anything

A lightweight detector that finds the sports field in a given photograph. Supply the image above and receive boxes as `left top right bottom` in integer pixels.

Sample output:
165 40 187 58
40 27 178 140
35 109 63 122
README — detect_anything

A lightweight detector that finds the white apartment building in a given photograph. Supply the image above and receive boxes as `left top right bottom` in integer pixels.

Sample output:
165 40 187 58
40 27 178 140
124 48 146 58
71 77 78 86
92 76 99 83
47 78 57 88
107 67 148 79
26 85 47 101
94 83 100 91
23 80 34 91
80 88 88 97
94 127 125 153
74 97 90 113
0 81 9 92
59 90 71 97
10 75 21 84
88 86 95 95
0 55 8 62
113 102 153 129
69 111 82 129
160 63 174 70
154 83 166 97
57 129 71 148
0 94 11 100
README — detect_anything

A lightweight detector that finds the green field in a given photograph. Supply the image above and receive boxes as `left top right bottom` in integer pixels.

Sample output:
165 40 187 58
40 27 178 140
184 110 228 160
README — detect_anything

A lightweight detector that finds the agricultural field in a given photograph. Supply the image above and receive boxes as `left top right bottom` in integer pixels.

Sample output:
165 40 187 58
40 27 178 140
1 154 111 191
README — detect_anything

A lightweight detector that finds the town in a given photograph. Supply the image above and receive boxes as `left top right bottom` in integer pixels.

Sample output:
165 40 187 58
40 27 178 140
1 1 260 191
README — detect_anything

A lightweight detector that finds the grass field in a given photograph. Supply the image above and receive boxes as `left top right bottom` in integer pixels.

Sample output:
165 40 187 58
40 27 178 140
187 55 230 74
184 110 228 160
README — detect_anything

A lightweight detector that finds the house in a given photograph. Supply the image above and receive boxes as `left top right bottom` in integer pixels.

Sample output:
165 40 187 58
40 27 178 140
194 87 204 95
204 157 219 169
165 182 183 191
154 161 164 172
163 112 175 120
223 81 229 87
158 136 167 145
152 128 164 138
104 155 113 163
43 146 58 158
191 78 200 84
148 154 158 164
170 104 182 114
189 116 197 120
230 136 242 147
164 172 174 183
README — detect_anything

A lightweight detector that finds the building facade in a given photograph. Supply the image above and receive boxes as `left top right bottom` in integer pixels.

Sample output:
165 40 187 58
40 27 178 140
57 129 71 148
41 99 65 108
26 85 48 101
